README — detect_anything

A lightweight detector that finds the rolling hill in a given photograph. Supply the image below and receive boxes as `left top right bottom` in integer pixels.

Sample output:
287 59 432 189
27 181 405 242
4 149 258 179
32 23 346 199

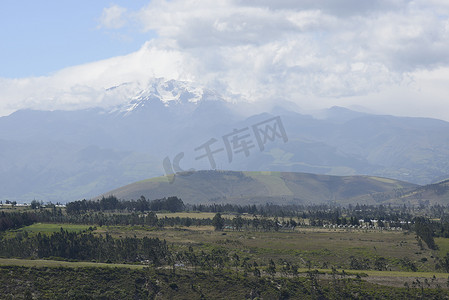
388 178 449 206
95 170 418 205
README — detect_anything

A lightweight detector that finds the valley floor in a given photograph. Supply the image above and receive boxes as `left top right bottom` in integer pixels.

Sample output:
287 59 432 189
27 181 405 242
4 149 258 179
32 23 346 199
2 211 449 298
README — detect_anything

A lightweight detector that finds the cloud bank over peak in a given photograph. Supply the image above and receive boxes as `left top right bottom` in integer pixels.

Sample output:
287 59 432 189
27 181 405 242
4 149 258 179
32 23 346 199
1 0 449 120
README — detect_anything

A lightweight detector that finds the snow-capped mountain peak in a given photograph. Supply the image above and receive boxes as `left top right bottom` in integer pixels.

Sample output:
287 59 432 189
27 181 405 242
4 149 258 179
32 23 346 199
132 78 203 105
109 78 225 116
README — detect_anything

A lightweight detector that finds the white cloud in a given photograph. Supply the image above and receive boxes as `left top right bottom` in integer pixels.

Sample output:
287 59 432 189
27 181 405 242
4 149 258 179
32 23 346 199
98 4 128 29
1 0 449 121
132 0 449 97
0 42 192 113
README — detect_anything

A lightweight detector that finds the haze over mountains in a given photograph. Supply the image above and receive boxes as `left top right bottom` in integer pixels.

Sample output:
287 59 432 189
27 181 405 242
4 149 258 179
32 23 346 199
1 78 449 203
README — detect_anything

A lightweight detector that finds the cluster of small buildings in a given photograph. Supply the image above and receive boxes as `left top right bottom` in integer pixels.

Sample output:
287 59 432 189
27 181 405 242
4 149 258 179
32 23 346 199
322 219 411 231
0 202 66 208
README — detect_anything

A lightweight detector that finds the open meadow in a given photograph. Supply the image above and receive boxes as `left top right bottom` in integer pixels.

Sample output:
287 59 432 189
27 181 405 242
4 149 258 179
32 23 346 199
3 209 449 298
2 213 449 286
95 221 442 274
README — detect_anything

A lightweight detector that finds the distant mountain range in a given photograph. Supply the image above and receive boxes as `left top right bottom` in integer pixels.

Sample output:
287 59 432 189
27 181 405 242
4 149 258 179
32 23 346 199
96 170 418 206
1 78 449 203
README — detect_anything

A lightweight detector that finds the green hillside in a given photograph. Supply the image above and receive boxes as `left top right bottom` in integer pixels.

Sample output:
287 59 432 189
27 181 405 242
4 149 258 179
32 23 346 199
388 178 449 205
96 170 417 205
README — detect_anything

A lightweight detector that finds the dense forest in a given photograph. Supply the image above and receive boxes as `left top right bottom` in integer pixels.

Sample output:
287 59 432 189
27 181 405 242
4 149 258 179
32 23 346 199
0 228 168 264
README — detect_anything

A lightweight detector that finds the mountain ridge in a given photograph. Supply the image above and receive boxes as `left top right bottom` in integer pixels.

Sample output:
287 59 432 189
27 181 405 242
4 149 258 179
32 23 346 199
95 170 418 206
1 78 449 202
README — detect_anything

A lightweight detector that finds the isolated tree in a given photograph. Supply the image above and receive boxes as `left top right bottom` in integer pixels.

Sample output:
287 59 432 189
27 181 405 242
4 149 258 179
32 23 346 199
233 215 244 231
30 200 40 209
212 213 224 231
289 218 297 228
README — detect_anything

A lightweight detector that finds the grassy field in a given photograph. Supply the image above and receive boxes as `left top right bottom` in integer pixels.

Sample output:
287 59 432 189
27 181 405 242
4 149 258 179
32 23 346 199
0 257 446 278
436 237 449 258
0 205 29 211
20 223 92 233
3 216 449 290
0 258 146 269
157 212 219 219
2 216 444 274
0 257 448 290
156 212 257 220
92 222 442 273
2 223 93 238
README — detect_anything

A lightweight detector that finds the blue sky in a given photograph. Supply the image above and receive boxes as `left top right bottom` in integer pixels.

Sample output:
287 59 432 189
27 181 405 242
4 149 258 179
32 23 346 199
1 0 449 121
0 1 151 78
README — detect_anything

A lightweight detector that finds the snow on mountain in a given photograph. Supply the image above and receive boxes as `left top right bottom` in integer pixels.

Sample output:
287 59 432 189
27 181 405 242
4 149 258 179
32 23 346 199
108 78 225 117
2 77 449 203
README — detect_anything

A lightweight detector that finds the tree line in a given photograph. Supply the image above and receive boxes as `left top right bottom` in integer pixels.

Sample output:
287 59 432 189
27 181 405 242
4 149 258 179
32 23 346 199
66 196 185 214
0 211 36 231
0 228 168 264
